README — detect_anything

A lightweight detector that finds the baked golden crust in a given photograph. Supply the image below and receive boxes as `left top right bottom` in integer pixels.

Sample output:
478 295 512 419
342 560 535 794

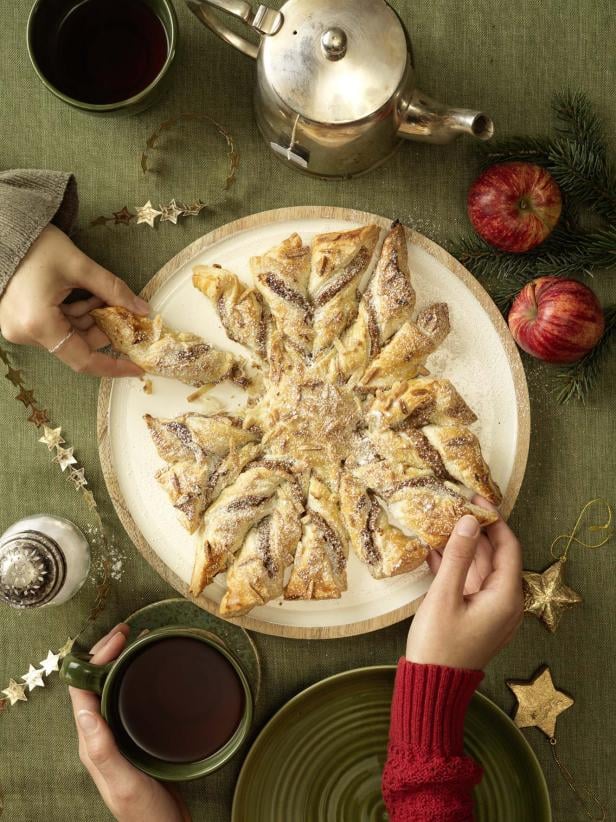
139 223 503 615
192 265 267 359
285 476 348 600
309 225 380 356
92 306 246 387
422 425 502 505
250 233 312 355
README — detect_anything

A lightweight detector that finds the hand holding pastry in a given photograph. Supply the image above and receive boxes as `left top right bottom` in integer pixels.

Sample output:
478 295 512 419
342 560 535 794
0 224 148 376
406 498 523 670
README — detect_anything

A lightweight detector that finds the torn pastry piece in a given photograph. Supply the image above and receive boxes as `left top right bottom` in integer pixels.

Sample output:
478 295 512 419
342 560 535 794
358 304 450 391
285 476 349 600
91 307 246 387
191 459 301 595
219 481 303 616
367 427 450 480
192 265 268 359
340 472 428 578
368 378 477 429
309 224 380 356
422 425 502 505
144 412 256 464
250 233 312 355
386 476 499 550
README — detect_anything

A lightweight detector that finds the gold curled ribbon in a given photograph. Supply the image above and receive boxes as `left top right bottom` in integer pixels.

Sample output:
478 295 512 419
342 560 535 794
550 498 613 562
549 737 607 821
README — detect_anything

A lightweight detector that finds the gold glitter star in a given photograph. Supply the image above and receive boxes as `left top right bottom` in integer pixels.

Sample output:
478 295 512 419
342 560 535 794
27 407 50 428
39 651 61 676
53 446 77 471
5 366 24 386
135 200 162 228
523 560 583 633
507 666 574 738
39 426 65 450
182 199 207 217
21 665 45 692
67 466 88 489
58 638 75 659
15 386 35 407
1 679 28 706
159 199 184 224
112 206 134 225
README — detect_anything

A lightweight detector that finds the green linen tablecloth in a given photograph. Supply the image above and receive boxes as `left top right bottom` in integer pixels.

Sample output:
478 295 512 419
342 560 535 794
1 0 614 819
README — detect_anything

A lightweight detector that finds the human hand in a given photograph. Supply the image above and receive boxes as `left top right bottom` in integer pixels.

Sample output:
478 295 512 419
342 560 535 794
406 497 523 670
69 624 190 822
0 224 148 376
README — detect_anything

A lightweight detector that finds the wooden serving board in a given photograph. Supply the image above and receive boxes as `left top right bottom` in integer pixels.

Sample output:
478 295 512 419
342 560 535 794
97 206 530 639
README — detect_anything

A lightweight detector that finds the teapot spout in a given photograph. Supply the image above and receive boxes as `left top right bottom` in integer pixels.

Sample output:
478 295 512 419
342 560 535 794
398 90 494 144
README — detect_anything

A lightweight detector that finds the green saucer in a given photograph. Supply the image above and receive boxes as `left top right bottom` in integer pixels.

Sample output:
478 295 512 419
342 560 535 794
232 665 551 821
124 598 261 701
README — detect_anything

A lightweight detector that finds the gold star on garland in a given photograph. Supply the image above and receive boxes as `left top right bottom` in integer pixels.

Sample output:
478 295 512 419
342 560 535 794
112 206 134 226
39 651 61 676
15 387 35 407
508 666 574 738
182 199 207 217
53 445 77 471
159 199 183 224
1 679 28 706
21 665 45 692
38 426 65 450
27 406 50 428
5 366 24 386
523 561 583 632
135 200 162 228
82 489 98 510
67 466 88 489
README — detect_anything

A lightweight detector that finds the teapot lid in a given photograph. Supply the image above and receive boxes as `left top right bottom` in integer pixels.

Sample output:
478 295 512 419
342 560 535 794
261 0 409 124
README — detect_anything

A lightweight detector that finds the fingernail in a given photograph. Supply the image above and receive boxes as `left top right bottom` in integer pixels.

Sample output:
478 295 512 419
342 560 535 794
77 710 98 735
133 297 149 314
456 515 479 537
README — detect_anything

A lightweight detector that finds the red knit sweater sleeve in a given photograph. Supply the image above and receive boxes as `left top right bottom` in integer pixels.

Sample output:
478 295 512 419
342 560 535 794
381 658 484 822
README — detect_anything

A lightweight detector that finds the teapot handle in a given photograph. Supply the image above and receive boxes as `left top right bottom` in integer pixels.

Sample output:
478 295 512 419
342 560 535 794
185 0 283 59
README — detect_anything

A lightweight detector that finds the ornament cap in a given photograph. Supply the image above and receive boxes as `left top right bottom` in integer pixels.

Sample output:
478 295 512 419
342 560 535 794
0 530 66 608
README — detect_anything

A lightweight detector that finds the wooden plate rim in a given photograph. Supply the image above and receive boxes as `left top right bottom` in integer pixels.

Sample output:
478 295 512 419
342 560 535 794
97 205 530 640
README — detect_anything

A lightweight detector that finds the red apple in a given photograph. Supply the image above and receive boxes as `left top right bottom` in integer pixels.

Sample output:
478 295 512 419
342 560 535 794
468 162 562 252
508 277 605 363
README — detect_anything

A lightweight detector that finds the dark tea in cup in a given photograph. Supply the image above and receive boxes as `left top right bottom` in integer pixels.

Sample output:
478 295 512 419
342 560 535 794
116 636 246 764
27 0 177 113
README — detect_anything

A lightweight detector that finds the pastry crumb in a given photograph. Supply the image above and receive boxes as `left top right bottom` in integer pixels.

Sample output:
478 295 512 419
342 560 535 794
142 378 153 394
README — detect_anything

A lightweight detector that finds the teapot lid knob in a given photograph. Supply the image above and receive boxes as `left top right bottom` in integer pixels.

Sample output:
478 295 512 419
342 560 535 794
321 27 347 61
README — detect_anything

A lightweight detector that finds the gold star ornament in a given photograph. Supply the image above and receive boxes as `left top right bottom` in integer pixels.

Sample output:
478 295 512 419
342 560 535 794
523 560 582 632
507 666 574 738
58 637 76 659
1 679 28 706
135 200 162 228
39 426 65 450
159 199 184 224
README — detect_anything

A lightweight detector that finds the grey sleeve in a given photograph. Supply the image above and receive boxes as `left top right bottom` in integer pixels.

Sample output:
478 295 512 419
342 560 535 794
0 169 79 297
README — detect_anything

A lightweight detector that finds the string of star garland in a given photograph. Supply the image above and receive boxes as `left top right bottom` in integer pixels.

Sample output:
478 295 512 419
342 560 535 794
448 90 616 404
89 113 239 229
0 345 112 719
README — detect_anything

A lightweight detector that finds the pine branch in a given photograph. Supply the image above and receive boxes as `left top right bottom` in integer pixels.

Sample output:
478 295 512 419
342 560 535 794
555 305 616 403
547 138 616 221
552 90 606 160
480 136 554 167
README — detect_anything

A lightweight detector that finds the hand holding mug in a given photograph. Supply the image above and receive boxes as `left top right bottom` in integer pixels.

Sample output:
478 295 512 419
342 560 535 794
0 225 148 377
68 624 190 822
406 497 524 670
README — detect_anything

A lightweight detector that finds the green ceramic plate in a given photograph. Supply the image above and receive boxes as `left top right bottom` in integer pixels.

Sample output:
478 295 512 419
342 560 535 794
232 666 551 822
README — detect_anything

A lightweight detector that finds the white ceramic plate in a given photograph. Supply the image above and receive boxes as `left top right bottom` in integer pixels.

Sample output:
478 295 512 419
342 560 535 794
98 207 529 638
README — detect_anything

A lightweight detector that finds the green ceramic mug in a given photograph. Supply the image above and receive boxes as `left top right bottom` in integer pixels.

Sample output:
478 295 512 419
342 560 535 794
27 0 178 115
61 626 253 781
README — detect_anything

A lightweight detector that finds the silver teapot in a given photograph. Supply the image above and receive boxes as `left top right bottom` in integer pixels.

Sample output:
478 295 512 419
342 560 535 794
187 0 494 178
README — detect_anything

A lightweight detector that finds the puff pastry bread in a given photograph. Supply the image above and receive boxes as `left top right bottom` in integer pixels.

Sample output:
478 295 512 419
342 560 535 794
140 221 504 616
92 307 246 387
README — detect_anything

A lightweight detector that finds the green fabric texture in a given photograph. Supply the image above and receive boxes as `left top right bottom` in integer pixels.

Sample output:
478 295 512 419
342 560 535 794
0 0 614 820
